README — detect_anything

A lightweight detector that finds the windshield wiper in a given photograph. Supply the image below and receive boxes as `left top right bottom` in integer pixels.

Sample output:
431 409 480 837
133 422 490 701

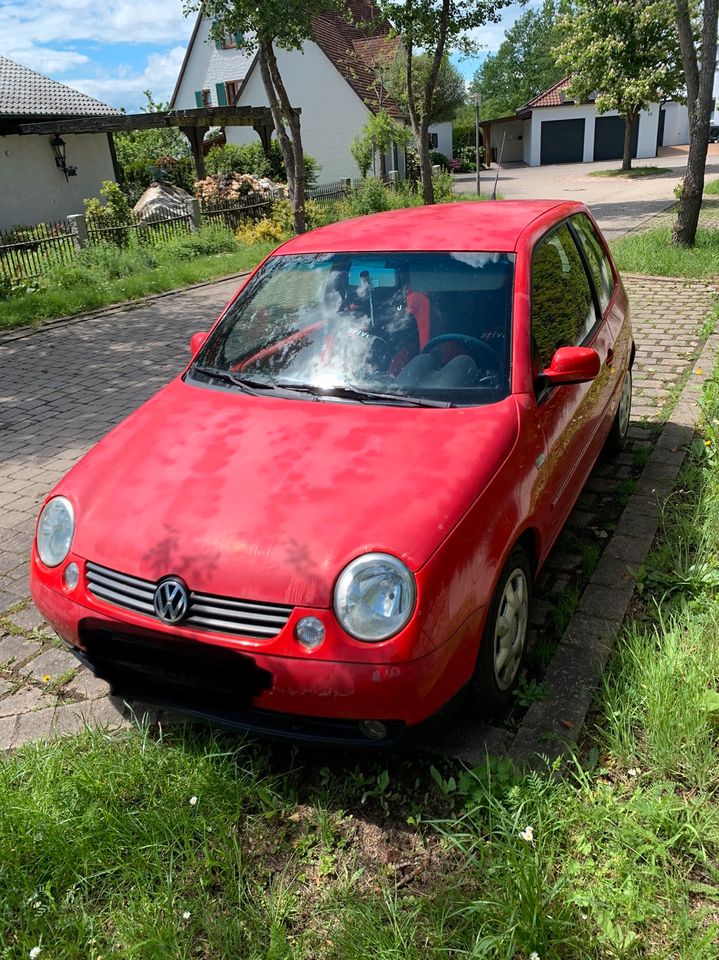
192 366 277 392
273 381 452 408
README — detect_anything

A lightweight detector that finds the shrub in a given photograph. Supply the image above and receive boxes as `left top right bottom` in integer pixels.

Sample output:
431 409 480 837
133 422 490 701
429 150 450 170
204 141 321 188
343 178 394 216
432 170 456 202
235 219 287 246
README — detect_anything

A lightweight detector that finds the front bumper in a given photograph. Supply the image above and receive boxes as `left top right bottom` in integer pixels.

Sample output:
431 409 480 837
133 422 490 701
31 565 481 746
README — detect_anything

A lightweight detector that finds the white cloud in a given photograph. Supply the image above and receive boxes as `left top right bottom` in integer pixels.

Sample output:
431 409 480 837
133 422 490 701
66 46 188 111
0 0 193 52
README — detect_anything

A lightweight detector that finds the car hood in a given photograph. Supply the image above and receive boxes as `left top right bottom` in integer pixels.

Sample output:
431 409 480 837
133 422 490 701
61 378 519 607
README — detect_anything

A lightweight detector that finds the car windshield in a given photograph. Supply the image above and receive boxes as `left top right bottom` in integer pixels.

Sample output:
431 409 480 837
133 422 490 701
189 251 515 406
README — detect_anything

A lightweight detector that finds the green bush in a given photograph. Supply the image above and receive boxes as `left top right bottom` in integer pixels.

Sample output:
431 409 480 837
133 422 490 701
204 141 321 188
342 178 395 216
429 149 450 170
432 170 456 202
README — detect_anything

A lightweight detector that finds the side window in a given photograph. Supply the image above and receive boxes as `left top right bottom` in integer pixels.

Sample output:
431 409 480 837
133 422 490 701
571 214 615 314
531 223 596 372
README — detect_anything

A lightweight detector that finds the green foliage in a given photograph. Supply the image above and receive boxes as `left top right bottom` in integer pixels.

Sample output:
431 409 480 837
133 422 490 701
429 149 449 170
387 53 467 125
113 90 190 196
83 180 133 226
558 0 685 153
430 169 455 202
204 140 320 187
350 110 412 178
470 0 571 119
611 224 719 277
343 178 397 216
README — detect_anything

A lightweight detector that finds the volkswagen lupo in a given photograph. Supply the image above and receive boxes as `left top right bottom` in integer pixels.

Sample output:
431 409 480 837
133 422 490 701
30 201 633 745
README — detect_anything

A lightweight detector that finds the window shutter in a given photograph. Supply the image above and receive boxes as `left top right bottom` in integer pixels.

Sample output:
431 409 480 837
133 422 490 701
194 90 204 108
233 31 244 46
215 83 228 107
215 37 223 50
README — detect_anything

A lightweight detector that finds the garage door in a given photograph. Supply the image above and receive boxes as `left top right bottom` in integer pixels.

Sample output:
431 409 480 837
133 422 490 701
540 118 585 164
593 116 639 162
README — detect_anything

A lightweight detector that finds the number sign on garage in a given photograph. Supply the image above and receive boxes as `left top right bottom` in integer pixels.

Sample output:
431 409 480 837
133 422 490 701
593 116 639 162
539 118 585 165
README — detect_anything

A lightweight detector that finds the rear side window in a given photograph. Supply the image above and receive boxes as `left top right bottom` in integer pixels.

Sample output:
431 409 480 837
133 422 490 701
531 223 596 370
571 214 615 313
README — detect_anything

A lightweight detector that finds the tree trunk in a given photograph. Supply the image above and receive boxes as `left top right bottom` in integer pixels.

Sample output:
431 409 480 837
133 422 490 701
378 148 387 180
622 112 637 171
417 121 434 204
264 42 306 235
672 0 718 246
257 39 306 234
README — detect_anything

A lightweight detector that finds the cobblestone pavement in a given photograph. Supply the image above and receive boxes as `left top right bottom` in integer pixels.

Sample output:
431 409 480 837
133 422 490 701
0 273 717 752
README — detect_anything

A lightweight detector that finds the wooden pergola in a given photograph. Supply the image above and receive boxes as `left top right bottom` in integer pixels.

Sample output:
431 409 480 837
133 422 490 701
19 106 294 181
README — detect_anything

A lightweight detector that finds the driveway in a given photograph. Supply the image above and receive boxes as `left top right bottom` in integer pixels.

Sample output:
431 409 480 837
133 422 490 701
455 144 719 239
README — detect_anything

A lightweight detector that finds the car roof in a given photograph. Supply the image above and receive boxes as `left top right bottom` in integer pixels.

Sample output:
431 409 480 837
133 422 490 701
277 200 582 255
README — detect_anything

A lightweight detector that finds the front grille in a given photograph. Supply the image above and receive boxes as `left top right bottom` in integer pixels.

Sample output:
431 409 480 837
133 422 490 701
85 561 293 639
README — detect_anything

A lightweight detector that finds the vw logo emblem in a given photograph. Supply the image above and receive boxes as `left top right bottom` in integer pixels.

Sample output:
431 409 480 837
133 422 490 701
153 577 189 625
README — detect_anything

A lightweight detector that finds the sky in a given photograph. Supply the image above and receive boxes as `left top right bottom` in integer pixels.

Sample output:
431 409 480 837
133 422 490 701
0 1 541 112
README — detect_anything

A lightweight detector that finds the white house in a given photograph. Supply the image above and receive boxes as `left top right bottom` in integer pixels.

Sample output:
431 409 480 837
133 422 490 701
170 2 453 182
0 56 117 230
483 76 692 168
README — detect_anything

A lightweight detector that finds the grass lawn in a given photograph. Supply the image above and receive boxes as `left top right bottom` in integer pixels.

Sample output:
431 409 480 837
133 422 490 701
611 192 719 277
0 232 275 333
589 166 673 178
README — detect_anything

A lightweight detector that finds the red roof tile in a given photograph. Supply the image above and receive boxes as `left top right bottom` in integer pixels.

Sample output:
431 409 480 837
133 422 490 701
311 1 405 119
524 76 575 109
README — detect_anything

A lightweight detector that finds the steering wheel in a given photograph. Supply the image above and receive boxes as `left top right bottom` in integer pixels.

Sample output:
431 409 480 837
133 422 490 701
421 333 501 367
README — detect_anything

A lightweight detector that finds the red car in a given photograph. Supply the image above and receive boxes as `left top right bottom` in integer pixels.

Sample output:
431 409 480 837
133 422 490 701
30 201 633 746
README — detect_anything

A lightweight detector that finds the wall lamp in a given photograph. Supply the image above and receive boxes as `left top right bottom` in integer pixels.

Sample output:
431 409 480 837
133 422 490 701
51 135 77 180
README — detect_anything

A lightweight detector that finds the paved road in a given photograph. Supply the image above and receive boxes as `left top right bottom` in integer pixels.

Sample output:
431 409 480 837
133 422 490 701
455 144 719 239
1 266 717 750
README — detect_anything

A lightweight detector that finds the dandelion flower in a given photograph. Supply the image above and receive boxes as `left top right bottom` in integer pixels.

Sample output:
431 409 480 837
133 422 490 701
30 948 41 960
696 367 703 375
182 910 191 920
42 675 51 683
189 796 198 806
705 439 712 447
519 825 535 843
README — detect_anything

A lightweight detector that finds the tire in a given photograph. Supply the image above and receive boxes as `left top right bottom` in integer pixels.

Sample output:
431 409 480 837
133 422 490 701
606 368 632 454
471 546 532 716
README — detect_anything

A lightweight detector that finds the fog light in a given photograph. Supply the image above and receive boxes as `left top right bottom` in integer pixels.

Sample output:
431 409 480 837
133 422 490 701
358 720 388 741
295 616 325 651
63 561 80 590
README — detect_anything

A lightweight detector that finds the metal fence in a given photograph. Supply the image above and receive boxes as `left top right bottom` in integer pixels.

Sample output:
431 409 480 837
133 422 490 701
0 221 77 281
200 192 273 230
86 209 193 248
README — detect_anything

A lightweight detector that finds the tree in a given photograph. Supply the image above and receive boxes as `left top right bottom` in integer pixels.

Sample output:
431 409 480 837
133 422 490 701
113 91 192 195
378 1 513 204
558 0 685 171
672 0 718 246
470 1 571 120
388 53 466 125
351 109 413 179
186 0 338 233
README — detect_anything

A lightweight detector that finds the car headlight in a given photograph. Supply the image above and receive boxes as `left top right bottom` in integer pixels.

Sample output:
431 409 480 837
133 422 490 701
334 553 416 642
36 496 75 567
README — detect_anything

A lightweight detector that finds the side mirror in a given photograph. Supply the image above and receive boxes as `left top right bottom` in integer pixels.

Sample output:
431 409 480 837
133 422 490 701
541 346 600 386
189 331 209 355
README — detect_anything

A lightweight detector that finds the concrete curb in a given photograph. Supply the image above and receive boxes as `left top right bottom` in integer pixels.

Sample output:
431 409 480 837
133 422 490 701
508 329 719 766
0 269 250 345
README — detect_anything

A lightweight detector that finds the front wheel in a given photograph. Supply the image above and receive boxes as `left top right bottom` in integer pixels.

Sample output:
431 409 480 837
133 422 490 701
470 546 531 716
606 368 632 454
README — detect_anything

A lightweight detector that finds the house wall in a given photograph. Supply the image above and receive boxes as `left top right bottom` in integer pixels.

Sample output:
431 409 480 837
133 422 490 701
526 103 659 166
487 119 525 164
229 41 375 181
429 121 452 160
661 102 690 146
0 133 115 230
172 17 254 108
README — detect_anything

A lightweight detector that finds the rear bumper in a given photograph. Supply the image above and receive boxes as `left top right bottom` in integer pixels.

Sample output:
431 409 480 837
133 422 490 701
31 574 481 745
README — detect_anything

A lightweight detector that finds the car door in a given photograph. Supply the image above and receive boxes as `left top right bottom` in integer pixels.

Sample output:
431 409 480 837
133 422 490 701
530 221 616 545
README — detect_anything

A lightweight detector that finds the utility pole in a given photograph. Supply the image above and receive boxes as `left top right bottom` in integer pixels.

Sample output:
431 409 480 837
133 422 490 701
473 93 481 196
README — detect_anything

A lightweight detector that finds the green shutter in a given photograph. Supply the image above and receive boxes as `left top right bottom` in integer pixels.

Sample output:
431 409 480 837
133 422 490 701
233 31 244 46
215 83 228 107
215 37 223 50
194 90 204 108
